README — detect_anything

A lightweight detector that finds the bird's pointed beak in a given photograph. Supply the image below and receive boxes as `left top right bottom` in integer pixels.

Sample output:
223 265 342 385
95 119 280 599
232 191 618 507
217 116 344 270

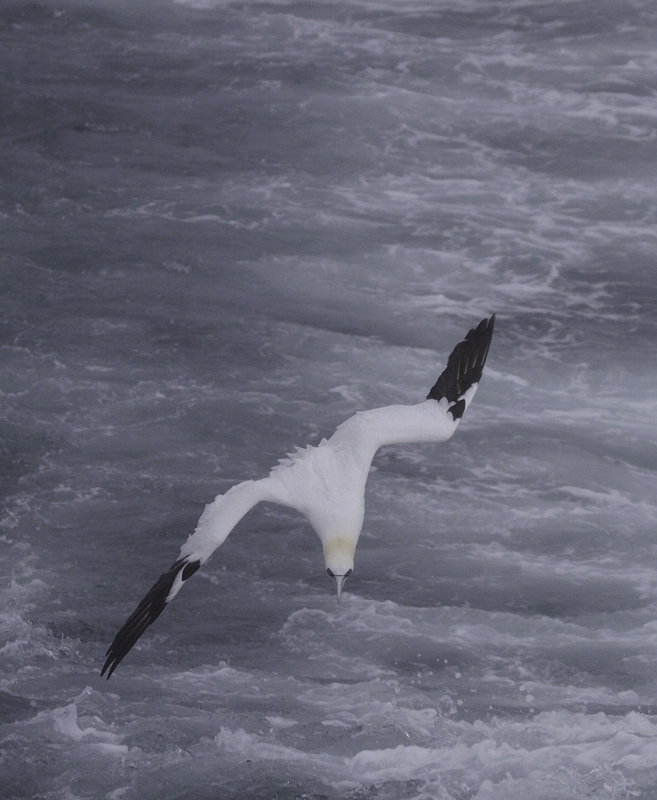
334 573 348 603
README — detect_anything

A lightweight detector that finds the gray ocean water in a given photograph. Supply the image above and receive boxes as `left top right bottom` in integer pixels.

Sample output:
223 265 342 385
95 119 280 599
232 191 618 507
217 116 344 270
2 0 657 797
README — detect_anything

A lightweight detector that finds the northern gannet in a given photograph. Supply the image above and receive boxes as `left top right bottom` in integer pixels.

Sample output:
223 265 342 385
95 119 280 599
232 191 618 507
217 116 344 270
101 316 494 678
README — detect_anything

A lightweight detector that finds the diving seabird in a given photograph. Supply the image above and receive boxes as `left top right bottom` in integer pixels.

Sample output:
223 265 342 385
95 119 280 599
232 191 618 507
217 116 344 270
101 315 495 678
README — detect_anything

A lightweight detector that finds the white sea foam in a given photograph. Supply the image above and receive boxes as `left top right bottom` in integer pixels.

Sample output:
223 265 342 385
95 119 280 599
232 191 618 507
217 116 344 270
215 708 657 795
53 702 126 749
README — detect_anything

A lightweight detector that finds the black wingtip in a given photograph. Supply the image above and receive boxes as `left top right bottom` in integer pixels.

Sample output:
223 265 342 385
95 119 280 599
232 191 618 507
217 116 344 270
101 557 201 679
426 315 495 417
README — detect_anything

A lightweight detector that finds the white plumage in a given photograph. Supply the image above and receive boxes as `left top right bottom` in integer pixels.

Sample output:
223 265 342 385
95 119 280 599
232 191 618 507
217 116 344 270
102 316 494 677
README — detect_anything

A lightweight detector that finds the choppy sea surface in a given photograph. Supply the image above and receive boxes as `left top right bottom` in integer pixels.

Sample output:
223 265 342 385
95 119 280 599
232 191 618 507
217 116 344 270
2 0 657 797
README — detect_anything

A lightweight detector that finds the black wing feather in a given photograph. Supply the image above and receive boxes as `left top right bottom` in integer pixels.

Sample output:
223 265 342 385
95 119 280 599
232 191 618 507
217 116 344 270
427 315 495 419
101 557 200 679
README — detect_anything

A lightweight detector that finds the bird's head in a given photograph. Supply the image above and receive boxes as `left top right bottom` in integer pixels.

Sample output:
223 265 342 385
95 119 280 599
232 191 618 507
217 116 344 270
323 536 355 603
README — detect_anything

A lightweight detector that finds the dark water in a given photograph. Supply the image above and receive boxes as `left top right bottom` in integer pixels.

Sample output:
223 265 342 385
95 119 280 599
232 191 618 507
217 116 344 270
2 0 657 797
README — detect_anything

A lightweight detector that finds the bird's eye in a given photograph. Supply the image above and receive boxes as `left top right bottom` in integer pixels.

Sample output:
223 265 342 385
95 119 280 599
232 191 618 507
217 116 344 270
327 568 335 578
345 569 352 577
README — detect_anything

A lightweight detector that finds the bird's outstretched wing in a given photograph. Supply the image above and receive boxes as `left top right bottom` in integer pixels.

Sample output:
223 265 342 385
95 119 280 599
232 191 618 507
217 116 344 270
329 314 496 456
427 314 495 420
101 479 284 678
101 557 200 678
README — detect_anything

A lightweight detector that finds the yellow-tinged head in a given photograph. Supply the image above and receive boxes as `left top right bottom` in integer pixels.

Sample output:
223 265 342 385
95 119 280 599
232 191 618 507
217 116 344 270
323 536 355 603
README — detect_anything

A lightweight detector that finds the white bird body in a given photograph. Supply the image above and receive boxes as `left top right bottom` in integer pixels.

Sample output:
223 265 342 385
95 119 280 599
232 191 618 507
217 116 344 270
179 394 474 580
102 317 494 678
